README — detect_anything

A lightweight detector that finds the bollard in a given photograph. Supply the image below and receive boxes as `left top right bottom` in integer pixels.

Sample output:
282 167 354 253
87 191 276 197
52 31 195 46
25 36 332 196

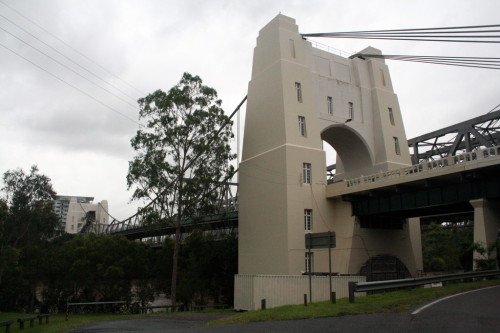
304 293 308 306
331 291 336 304
348 281 356 303
261 299 266 310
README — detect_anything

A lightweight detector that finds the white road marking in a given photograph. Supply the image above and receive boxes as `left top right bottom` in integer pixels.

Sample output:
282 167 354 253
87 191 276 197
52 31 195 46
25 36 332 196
411 285 500 315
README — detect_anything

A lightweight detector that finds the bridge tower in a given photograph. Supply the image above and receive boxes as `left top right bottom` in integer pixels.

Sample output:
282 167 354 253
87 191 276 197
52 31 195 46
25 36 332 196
238 15 422 278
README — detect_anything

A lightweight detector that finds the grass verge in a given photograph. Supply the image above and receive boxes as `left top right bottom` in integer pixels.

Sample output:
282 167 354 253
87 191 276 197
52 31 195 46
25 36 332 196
0 308 234 333
0 313 142 333
208 278 500 326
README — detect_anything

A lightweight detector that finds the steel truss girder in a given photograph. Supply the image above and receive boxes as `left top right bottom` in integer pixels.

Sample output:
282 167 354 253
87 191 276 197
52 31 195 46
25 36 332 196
408 110 500 164
327 110 500 182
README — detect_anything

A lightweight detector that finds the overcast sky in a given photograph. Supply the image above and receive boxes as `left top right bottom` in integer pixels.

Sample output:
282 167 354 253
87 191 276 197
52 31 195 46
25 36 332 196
1 0 499 220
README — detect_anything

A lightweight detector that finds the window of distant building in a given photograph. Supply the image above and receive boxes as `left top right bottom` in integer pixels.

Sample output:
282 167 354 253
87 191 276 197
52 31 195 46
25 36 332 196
348 102 354 120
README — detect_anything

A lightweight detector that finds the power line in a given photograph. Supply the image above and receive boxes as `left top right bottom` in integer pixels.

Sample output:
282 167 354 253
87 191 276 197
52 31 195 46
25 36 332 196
351 54 500 70
317 24 500 34
0 40 142 126
0 13 139 104
302 24 500 43
0 0 145 95
0 25 141 109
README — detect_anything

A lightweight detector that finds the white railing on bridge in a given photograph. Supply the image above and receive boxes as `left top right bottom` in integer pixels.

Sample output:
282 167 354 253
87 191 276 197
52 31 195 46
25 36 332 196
345 145 500 189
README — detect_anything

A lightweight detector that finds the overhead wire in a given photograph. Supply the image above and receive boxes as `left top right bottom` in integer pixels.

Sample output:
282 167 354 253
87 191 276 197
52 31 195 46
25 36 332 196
351 54 500 70
0 0 145 95
0 25 141 109
0 13 139 103
302 24 500 43
0 41 141 125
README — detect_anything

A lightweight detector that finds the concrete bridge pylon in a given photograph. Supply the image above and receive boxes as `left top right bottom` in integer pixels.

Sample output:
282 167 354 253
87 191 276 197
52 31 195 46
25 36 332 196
238 14 423 278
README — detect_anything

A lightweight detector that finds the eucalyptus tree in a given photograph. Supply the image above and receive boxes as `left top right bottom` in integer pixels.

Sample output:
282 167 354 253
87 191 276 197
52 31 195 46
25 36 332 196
127 73 235 308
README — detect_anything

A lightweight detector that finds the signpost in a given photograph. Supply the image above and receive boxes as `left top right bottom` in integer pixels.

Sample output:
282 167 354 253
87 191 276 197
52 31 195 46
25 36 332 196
305 231 336 303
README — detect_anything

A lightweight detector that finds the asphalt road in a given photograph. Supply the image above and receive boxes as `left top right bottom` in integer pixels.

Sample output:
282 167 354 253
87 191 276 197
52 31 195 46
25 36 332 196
72 285 500 333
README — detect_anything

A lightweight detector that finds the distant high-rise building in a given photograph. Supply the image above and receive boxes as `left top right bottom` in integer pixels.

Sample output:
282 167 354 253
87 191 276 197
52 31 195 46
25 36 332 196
53 195 109 234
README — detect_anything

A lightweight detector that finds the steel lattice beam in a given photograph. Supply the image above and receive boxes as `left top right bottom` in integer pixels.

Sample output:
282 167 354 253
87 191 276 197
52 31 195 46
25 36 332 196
408 109 500 164
327 109 500 182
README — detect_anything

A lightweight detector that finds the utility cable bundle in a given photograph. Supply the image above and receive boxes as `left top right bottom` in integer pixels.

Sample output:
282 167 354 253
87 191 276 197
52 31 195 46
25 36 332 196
302 24 500 43
351 54 500 70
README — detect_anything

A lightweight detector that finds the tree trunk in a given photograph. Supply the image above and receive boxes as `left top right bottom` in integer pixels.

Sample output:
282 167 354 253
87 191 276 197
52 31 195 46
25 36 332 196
170 225 182 311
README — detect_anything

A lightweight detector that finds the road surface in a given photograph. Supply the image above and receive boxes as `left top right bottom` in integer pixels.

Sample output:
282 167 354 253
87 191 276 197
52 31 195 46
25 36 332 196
72 285 500 333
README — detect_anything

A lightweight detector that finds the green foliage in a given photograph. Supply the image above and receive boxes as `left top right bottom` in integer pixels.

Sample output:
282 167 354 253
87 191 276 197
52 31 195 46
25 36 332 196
1 165 58 247
0 228 237 313
422 223 473 272
471 241 500 271
127 72 235 220
0 166 59 311
177 230 237 308
0 161 238 312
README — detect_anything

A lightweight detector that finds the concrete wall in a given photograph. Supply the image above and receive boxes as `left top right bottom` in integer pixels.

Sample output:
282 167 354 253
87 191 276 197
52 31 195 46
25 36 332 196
234 274 366 311
238 13 421 279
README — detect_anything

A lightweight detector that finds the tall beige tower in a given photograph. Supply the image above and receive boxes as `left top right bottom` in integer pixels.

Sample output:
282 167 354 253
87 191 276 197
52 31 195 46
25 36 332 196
238 14 422 278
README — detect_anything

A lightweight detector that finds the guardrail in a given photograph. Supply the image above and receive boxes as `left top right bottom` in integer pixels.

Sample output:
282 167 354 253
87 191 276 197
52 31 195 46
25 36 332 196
345 145 500 188
348 269 500 302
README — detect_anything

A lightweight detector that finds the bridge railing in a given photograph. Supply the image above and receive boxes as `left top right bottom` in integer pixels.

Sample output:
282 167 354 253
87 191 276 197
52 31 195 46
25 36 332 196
345 145 500 188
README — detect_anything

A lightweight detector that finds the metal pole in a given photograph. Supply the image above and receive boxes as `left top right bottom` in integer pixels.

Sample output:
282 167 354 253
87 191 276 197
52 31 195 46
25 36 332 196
331 291 336 304
348 281 356 303
328 231 332 302
308 234 312 304
236 103 240 183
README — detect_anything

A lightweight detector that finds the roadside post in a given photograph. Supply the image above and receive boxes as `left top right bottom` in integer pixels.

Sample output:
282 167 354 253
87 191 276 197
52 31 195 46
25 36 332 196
305 231 336 304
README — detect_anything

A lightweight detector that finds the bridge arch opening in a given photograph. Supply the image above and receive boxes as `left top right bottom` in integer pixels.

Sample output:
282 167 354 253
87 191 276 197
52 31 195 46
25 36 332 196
321 125 374 181
360 254 411 282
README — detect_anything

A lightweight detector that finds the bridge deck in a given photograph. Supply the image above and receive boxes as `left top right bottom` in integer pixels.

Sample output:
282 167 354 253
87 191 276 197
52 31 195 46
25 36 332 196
327 145 500 198
326 146 500 226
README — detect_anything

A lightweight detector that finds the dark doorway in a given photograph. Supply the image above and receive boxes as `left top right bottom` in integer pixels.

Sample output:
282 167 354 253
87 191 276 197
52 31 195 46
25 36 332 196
360 254 411 282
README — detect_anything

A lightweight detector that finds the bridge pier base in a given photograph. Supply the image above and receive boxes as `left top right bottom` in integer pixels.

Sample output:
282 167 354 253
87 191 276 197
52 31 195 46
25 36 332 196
470 199 500 269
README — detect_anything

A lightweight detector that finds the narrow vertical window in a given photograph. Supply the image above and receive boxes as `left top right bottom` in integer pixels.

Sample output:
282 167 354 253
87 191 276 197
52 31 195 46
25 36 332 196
298 116 306 137
327 96 333 115
393 137 401 155
289 39 296 58
348 102 354 120
304 209 312 232
295 82 302 102
303 163 311 184
305 252 314 273
388 107 395 125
